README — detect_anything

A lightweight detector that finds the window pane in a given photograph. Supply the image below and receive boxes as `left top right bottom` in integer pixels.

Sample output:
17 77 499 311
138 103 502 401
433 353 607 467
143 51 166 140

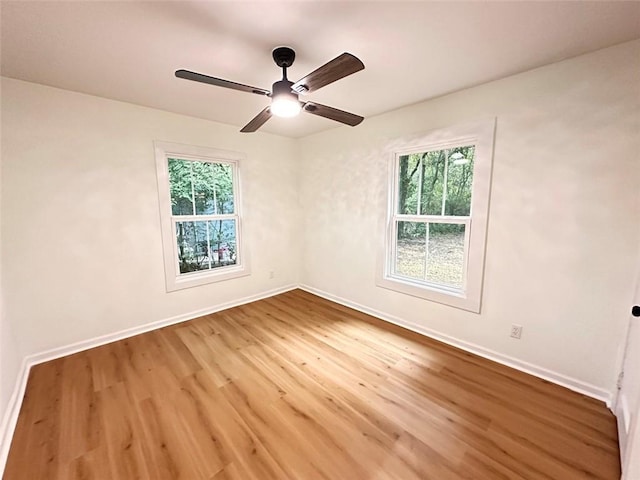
168 159 194 215
397 155 420 214
192 161 216 215
394 221 466 289
212 163 234 214
400 146 475 217
444 146 475 216
426 223 465 288
175 221 209 273
207 219 237 267
419 150 446 215
176 220 237 274
169 159 235 216
395 221 426 280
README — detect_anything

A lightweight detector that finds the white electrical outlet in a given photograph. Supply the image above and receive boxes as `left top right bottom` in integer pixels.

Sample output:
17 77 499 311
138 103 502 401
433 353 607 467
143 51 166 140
510 324 523 339
269 271 275 279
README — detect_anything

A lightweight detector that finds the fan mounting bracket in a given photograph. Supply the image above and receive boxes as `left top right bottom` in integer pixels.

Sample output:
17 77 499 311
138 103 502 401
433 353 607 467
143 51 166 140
272 47 295 68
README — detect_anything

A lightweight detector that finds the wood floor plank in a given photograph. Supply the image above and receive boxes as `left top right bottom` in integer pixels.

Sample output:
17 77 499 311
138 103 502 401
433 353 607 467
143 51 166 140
181 371 290 480
63 445 112 480
154 328 202 379
219 380 329 480
57 353 100 465
3 289 620 479
99 382 150 479
136 396 194 479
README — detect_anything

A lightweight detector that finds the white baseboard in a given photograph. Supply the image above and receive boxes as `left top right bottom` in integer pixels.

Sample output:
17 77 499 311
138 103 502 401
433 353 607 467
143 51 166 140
0 283 296 476
0 358 29 474
298 284 612 406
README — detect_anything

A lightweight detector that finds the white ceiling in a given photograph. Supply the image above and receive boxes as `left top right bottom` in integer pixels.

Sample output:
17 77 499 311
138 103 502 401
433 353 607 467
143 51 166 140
2 1 639 138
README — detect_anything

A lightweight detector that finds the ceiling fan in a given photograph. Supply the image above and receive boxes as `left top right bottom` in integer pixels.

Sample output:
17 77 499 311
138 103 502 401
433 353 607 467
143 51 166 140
175 47 365 133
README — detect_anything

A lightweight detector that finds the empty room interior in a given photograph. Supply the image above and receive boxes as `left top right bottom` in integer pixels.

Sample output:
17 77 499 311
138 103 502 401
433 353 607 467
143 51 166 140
1 1 640 479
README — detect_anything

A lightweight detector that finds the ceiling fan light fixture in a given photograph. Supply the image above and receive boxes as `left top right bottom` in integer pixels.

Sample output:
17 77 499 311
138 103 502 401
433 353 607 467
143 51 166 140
176 47 364 132
270 93 301 118
270 79 301 118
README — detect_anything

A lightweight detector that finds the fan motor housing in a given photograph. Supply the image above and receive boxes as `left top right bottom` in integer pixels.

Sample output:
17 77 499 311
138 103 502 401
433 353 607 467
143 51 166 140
272 79 296 98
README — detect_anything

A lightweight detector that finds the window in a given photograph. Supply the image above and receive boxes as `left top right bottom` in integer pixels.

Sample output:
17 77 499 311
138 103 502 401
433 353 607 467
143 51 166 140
377 120 495 312
155 141 249 291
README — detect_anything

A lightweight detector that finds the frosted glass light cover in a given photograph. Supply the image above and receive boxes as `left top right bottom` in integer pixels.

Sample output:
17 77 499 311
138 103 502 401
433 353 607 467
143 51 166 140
270 97 301 117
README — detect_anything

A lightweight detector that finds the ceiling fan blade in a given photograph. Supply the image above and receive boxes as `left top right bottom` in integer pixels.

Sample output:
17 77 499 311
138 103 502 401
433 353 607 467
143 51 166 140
240 107 272 133
175 70 270 96
291 53 364 94
302 102 364 127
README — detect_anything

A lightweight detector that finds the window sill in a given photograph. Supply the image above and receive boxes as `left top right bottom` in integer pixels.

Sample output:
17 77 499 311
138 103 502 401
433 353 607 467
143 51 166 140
167 264 250 292
375 274 480 313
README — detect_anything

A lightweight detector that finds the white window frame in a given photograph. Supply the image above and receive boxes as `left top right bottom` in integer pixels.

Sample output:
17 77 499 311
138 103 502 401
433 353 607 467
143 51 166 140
376 119 495 313
154 141 250 292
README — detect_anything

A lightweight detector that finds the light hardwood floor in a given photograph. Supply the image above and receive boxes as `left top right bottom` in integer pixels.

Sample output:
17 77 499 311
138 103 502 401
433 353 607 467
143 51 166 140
4 290 620 479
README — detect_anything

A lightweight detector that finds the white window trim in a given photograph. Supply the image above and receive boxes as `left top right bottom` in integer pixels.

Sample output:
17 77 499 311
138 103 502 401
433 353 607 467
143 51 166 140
376 119 496 313
154 141 250 292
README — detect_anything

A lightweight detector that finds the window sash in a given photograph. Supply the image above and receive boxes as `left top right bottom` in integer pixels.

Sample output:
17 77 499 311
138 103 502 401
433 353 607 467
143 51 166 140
394 145 474 218
169 157 237 217
171 215 241 277
388 217 471 293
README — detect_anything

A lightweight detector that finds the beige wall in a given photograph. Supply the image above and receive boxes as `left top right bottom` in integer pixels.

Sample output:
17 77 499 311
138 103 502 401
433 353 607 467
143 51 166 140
298 40 640 395
0 89 22 434
1 40 639 420
0 78 300 360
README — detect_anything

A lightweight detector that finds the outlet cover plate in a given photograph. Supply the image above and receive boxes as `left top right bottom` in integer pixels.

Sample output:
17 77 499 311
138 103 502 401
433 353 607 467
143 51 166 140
510 324 523 339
